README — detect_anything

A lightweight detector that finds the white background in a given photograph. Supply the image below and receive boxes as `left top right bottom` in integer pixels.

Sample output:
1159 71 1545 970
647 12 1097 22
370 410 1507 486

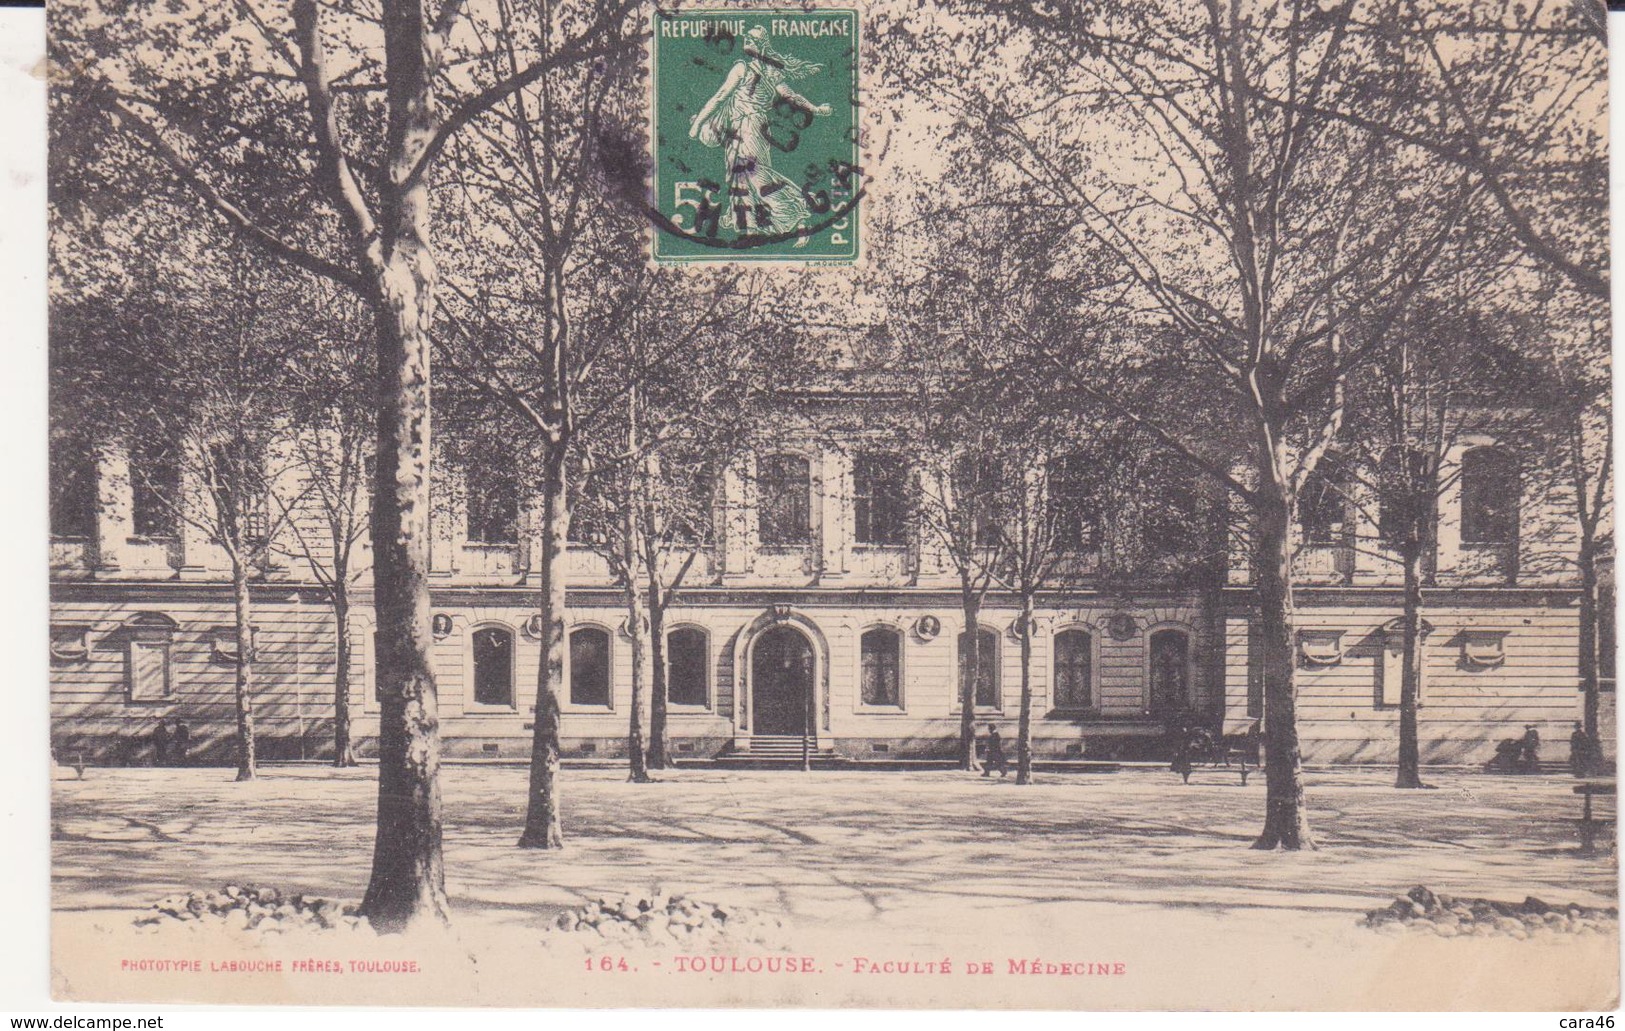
0 5 1619 1027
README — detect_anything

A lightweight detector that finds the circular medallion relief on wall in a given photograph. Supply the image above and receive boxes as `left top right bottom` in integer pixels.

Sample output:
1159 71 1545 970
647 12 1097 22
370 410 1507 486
915 615 941 642
1106 612 1138 641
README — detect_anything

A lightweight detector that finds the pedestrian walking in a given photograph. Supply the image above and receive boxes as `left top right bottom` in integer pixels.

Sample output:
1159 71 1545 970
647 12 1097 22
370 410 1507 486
151 720 170 768
173 721 190 767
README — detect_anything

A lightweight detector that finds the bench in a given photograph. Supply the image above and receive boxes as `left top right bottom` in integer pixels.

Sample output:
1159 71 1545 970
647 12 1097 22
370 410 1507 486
1574 780 1615 855
1170 718 1258 786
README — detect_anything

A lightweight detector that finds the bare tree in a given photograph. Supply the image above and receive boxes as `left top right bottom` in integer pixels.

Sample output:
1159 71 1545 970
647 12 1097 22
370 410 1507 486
54 0 644 927
569 297 773 776
59 247 304 782
882 0 1492 847
1333 284 1520 788
274 287 373 768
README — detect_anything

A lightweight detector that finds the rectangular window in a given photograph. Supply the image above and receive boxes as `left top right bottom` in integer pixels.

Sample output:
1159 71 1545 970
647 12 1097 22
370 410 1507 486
672 463 715 545
1048 455 1099 552
853 454 909 545
1459 447 1519 545
953 456 1003 549
1298 467 1346 546
50 432 97 539
1377 639 1426 708
127 640 171 702
131 442 180 538
467 466 520 545
209 441 269 549
758 454 811 545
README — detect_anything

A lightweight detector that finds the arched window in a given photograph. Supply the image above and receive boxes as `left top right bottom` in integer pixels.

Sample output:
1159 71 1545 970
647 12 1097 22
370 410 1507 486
472 626 514 707
1460 447 1518 545
1148 628 1191 717
758 454 811 545
854 453 910 545
569 627 612 706
860 627 902 707
666 626 709 707
1053 629 1093 709
957 627 1000 709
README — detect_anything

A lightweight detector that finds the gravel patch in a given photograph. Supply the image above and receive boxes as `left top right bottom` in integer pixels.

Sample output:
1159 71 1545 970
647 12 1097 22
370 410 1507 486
133 884 372 937
1364 885 1618 939
547 892 788 951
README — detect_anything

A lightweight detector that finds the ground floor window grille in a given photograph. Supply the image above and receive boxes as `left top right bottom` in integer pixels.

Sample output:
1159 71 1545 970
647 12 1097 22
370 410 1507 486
667 627 708 706
570 627 611 706
1148 629 1189 716
472 626 514 707
860 627 901 706
1053 629 1093 709
957 627 1000 709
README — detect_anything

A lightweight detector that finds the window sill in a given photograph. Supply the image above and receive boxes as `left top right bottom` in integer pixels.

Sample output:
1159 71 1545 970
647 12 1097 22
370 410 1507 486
666 703 713 714
855 704 906 714
564 703 615 713
464 703 520 714
1046 708 1102 719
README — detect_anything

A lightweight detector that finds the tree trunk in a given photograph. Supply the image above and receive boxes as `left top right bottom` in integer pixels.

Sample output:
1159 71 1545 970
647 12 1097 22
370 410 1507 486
1395 541 1426 789
1251 489 1315 850
622 529 652 784
359 277 451 932
332 588 358 767
232 563 257 782
1578 531 1601 747
959 590 981 771
520 447 568 848
1016 592 1034 785
646 588 671 770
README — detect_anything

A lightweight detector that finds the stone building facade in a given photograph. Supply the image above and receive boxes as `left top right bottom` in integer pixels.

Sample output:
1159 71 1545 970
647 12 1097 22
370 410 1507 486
48 398 1607 766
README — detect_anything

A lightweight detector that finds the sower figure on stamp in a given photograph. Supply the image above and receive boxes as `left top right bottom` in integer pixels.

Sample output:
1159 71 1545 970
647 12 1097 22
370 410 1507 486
981 723 1009 778
689 25 832 245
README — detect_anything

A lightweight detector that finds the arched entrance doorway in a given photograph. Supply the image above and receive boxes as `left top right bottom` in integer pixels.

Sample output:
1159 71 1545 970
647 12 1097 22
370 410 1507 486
751 625 815 736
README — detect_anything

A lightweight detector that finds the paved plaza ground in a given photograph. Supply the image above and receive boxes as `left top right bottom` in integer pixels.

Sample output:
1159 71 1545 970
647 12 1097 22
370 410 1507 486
50 764 1622 1009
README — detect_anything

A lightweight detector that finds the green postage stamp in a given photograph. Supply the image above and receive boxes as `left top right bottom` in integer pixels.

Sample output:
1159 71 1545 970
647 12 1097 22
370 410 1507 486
650 7 861 263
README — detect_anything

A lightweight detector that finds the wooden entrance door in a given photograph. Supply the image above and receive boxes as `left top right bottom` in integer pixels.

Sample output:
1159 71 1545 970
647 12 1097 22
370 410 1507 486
752 625 814 735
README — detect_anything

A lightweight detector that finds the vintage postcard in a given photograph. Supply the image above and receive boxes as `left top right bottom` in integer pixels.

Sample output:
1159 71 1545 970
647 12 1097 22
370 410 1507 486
43 0 1618 1011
